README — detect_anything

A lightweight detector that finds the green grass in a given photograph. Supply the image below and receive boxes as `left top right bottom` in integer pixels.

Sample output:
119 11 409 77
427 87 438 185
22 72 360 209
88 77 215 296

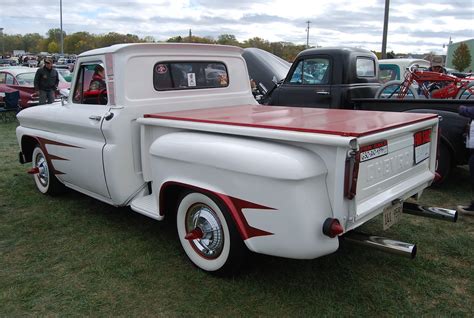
1 121 473 316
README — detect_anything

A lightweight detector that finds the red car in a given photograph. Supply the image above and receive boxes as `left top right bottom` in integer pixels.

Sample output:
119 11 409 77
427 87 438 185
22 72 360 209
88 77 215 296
0 67 70 108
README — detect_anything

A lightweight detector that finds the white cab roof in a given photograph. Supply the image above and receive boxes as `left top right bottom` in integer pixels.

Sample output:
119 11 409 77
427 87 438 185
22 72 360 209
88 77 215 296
79 43 244 58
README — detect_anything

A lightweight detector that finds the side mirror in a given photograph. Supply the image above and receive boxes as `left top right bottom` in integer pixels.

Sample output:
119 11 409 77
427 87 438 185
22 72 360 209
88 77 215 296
257 82 268 95
59 88 69 106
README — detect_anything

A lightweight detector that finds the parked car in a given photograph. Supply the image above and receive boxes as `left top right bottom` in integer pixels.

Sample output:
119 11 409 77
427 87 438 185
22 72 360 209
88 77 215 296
242 48 291 94
54 65 73 82
0 58 17 67
0 67 70 108
379 58 430 83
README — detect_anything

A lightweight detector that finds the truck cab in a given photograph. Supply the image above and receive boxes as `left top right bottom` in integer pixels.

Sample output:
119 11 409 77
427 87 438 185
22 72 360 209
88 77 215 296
268 47 380 108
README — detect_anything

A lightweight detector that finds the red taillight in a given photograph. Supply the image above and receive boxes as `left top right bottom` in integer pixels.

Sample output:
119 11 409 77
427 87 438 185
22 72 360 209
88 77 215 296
345 151 360 200
323 218 344 238
414 129 431 147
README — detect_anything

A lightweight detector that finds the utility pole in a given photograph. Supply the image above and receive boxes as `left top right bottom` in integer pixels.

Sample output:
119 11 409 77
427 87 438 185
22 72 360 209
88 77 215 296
60 0 64 55
0 28 4 58
381 0 390 59
306 21 311 48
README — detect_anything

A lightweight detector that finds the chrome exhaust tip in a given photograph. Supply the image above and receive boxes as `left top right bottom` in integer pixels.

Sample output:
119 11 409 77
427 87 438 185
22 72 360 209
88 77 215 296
343 231 417 259
403 202 457 222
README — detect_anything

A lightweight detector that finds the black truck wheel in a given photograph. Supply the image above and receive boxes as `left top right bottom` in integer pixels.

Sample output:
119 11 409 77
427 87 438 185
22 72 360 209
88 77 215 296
435 142 452 185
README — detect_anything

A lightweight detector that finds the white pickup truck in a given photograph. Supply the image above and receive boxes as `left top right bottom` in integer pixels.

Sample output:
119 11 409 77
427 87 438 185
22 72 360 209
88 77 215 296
16 43 456 275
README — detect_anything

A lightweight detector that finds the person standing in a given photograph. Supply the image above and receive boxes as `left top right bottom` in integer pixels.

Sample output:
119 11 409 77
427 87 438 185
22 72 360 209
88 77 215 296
457 105 474 216
34 58 59 105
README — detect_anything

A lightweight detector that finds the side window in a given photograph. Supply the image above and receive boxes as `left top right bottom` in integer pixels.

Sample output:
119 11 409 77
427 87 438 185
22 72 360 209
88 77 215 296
153 61 228 91
5 74 15 85
72 63 107 105
379 64 400 83
288 58 330 85
0 73 5 84
289 61 303 84
379 69 396 83
357 58 376 77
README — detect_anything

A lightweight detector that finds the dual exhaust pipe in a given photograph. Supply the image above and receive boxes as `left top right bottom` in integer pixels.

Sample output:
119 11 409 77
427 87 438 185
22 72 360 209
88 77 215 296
342 203 457 259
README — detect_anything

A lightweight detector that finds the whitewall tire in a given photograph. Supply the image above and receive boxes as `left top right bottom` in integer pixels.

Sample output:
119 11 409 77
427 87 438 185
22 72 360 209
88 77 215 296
32 146 65 195
176 192 246 275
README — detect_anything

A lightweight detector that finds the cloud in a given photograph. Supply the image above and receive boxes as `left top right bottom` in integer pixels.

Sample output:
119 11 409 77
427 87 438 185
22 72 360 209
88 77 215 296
1 0 472 54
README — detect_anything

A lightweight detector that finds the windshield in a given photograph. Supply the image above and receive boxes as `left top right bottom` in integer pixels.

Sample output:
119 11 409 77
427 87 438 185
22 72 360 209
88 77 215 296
58 69 71 76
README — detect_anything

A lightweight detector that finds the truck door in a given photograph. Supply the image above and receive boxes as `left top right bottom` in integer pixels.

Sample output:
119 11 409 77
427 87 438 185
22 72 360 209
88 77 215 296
272 56 332 108
49 61 110 198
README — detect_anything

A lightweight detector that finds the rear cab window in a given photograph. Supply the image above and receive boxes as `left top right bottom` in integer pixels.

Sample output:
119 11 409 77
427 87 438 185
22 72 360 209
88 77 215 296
356 58 376 77
153 61 228 91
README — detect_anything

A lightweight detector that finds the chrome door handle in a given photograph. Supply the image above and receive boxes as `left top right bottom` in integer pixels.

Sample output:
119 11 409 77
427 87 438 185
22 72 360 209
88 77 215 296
316 91 330 95
89 115 102 121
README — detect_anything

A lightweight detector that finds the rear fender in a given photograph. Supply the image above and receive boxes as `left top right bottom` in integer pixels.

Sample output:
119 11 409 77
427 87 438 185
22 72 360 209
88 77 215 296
150 132 333 257
149 131 327 181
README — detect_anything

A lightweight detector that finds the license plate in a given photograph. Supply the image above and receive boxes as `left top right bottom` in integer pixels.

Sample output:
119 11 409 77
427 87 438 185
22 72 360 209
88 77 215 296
383 201 402 230
414 142 430 164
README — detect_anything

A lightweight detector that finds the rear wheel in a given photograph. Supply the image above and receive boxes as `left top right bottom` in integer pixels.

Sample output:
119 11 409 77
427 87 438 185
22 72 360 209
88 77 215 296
456 82 474 100
176 191 246 276
32 146 66 195
375 80 419 99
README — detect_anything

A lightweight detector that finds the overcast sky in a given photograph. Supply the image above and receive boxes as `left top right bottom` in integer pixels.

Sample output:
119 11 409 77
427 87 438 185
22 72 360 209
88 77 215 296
1 0 473 54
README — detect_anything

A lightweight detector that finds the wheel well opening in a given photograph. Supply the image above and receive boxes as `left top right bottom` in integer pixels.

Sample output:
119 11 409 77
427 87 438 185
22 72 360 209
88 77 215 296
159 184 230 223
21 136 38 163
160 184 186 218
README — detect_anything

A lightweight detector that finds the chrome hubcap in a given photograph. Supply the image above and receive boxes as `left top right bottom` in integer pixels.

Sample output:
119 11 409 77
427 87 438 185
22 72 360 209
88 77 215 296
185 203 224 259
35 153 49 187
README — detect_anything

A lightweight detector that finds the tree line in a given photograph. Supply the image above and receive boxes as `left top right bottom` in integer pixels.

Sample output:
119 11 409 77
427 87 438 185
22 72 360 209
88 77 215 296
2 28 307 61
2 28 471 70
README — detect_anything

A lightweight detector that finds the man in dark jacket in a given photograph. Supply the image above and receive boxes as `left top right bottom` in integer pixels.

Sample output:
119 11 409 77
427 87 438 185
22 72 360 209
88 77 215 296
34 58 59 105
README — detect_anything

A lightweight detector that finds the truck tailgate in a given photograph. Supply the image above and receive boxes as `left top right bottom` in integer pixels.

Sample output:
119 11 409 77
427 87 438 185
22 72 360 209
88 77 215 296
350 118 439 227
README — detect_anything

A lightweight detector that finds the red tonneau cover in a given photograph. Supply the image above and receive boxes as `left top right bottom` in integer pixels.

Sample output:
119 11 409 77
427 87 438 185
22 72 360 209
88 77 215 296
144 105 438 137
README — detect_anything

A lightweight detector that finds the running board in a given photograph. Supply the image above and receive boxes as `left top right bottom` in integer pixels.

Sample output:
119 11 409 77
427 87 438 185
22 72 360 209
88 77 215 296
343 231 417 259
403 202 457 222
130 194 162 220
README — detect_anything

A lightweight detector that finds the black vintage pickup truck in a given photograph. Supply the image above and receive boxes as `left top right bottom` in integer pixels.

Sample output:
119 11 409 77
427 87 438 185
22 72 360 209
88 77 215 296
258 47 473 183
